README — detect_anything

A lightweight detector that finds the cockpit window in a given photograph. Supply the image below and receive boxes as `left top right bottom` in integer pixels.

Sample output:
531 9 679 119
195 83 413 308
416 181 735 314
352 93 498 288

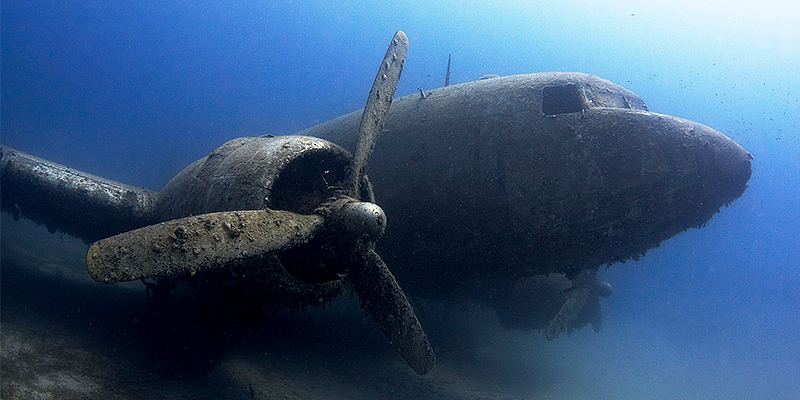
542 84 584 116
582 81 650 111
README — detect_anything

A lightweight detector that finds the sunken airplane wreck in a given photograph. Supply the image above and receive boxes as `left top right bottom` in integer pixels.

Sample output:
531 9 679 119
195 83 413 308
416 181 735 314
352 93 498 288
1 31 751 375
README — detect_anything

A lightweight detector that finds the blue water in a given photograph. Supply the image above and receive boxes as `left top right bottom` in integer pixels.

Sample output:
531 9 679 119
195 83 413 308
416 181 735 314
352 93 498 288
2 0 798 398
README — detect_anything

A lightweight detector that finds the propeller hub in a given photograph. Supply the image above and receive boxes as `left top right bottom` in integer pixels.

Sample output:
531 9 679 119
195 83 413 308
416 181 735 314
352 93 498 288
341 201 387 240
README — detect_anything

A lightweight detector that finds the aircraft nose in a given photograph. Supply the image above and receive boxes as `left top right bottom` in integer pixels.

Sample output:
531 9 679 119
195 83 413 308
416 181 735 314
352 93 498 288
701 124 752 206
677 118 752 225
531 109 754 270
605 112 753 237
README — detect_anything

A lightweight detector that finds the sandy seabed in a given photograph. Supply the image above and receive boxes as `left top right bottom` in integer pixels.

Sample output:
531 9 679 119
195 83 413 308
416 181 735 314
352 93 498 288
2 215 797 399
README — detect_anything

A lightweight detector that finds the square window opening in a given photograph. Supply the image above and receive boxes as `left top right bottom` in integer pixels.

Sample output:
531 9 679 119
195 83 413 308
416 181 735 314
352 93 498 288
542 84 584 116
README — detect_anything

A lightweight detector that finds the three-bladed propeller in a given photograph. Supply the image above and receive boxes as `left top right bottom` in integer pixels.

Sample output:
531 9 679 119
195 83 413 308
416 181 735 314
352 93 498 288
85 31 435 375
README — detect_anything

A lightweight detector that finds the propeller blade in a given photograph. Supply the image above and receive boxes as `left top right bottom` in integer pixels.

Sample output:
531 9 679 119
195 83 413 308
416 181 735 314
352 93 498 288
586 295 604 333
337 31 434 374
348 247 435 375
87 209 323 283
546 286 591 340
346 31 408 197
